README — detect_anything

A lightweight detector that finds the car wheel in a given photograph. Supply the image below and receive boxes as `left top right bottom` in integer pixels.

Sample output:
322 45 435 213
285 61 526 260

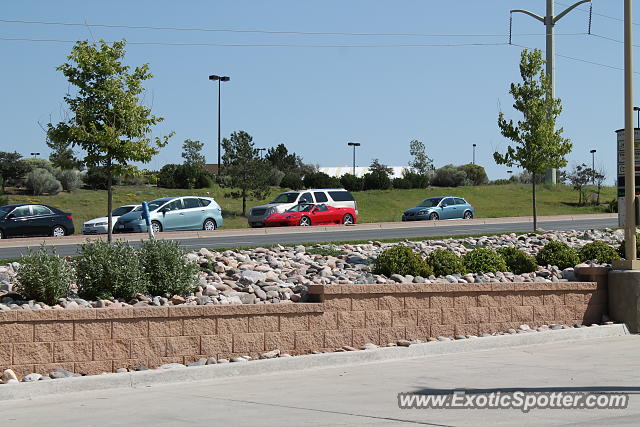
463 211 473 219
342 214 354 225
299 216 311 226
203 218 217 231
151 221 163 233
51 225 66 237
429 212 439 221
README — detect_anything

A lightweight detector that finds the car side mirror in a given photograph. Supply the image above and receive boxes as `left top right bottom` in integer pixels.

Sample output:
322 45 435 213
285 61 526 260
6 213 15 220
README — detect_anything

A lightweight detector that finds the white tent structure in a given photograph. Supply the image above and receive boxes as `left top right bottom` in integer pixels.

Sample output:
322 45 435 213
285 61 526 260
319 166 410 179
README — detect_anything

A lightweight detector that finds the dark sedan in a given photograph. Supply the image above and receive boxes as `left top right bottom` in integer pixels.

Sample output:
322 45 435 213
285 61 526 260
0 203 75 239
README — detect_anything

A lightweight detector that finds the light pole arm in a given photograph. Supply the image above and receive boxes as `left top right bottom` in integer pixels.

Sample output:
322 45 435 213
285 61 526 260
554 0 591 23
510 9 544 23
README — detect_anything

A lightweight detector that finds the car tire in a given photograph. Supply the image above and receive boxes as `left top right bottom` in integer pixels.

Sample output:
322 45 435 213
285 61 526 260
342 214 354 225
51 225 66 237
151 221 163 233
299 216 311 226
463 211 473 219
203 218 217 231
429 212 439 221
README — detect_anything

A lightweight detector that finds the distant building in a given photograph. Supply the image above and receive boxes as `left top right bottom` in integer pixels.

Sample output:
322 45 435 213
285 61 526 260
203 164 220 175
319 166 409 179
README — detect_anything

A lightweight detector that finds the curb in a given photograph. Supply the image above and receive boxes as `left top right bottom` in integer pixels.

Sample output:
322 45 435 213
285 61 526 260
0 324 629 401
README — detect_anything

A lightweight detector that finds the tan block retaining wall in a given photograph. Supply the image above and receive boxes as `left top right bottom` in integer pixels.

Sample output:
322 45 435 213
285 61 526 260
0 269 608 378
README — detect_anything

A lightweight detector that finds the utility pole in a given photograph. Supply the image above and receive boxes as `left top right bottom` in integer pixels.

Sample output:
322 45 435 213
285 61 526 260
511 0 592 185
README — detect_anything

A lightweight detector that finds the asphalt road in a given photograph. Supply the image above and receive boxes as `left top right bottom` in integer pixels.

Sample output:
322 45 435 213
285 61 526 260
0 216 618 258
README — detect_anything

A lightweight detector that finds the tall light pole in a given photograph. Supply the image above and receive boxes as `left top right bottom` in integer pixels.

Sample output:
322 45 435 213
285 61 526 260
347 142 360 176
257 148 266 159
590 149 596 184
511 0 592 185
209 75 230 175
472 144 477 165
30 152 40 159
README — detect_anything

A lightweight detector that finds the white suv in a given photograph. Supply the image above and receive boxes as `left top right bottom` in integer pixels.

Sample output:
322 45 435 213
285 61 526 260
248 189 357 227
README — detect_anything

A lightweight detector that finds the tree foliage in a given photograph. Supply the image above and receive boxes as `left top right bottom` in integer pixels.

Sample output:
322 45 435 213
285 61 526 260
46 40 171 242
47 137 82 170
181 139 206 167
221 130 270 216
409 139 434 176
0 151 29 190
495 48 572 230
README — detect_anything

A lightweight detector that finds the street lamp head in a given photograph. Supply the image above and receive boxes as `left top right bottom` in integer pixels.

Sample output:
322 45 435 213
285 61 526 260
210 75 230 82
209 75 220 81
634 106 640 111
590 149 597 153
473 144 477 147
347 142 361 147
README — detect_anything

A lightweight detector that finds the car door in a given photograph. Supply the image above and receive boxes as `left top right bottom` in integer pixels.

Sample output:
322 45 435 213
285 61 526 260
440 198 457 219
311 204 332 224
5 206 33 237
30 205 56 235
181 197 205 230
454 198 468 219
159 199 184 231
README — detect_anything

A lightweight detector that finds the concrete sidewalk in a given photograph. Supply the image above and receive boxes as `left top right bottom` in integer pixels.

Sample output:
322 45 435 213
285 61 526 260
2 332 638 426
0 213 618 249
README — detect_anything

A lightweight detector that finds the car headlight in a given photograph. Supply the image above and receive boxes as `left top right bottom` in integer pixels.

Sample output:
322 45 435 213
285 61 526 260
418 210 428 215
94 222 107 226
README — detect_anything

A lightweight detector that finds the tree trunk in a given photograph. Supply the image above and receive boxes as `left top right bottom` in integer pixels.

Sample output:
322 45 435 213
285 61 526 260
532 173 537 232
242 188 247 217
107 158 113 244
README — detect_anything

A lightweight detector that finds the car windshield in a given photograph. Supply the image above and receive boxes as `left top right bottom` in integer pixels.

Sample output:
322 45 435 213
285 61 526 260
287 204 314 213
271 193 299 203
112 206 135 216
135 199 171 212
0 206 12 218
417 197 443 208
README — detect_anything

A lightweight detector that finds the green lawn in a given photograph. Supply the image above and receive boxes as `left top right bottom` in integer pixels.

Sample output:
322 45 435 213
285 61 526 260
5 183 616 233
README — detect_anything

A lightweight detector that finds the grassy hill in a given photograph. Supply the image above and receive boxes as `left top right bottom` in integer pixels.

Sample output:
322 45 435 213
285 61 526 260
5 183 616 232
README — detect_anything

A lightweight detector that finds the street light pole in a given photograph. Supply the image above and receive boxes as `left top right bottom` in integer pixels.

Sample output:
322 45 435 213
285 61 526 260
511 0 592 185
590 149 596 184
30 152 40 159
347 142 361 176
209 75 230 176
472 144 477 165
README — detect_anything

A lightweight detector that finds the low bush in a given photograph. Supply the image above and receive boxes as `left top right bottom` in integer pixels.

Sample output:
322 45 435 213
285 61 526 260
431 164 467 187
340 173 364 192
578 241 620 264
54 168 82 191
25 168 62 195
463 248 507 273
426 249 465 276
280 173 304 190
138 239 199 297
536 241 579 269
496 247 538 274
15 246 74 305
363 170 392 190
75 240 148 300
374 245 433 277
303 171 341 189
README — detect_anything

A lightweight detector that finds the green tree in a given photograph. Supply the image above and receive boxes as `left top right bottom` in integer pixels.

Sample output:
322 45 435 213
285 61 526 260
494 48 572 231
221 130 270 216
265 143 299 173
408 139 434 176
0 151 29 190
46 40 172 242
181 139 206 167
46 137 82 170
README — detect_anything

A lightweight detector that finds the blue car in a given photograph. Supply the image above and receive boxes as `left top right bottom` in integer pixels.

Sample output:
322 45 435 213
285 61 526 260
114 196 223 233
402 196 474 221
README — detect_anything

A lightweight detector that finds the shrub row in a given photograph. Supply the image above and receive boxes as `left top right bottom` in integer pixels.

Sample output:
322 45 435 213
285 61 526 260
374 240 621 278
15 240 200 305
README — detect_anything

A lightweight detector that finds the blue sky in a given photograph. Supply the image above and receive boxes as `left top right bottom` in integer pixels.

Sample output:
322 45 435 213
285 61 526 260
0 0 636 180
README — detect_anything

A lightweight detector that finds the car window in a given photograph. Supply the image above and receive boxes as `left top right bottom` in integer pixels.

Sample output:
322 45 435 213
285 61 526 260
163 200 183 211
299 192 314 203
328 191 354 201
32 205 53 215
112 206 135 216
183 198 201 209
315 204 328 212
417 197 442 208
454 198 466 205
11 206 31 217
199 198 212 206
441 198 454 207
287 204 314 213
314 192 329 203
271 192 299 203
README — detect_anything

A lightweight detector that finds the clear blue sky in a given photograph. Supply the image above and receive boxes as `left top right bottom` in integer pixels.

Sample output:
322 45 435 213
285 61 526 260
0 0 636 180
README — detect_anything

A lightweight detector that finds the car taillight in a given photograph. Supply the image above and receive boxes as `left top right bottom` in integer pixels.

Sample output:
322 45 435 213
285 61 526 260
67 215 73 220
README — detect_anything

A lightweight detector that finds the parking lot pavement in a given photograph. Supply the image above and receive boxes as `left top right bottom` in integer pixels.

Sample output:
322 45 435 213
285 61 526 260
2 334 638 426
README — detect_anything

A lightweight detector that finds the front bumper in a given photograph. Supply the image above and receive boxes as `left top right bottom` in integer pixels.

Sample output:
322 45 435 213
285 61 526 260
82 224 108 235
264 219 296 227
113 221 147 233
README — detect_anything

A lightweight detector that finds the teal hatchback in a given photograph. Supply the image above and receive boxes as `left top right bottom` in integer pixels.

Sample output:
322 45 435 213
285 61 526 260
114 196 223 233
402 196 474 221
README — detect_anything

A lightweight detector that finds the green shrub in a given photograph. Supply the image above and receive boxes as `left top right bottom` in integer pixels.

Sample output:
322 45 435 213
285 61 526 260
138 239 199 296
306 247 346 257
25 168 62 195
463 248 507 273
15 246 74 305
578 241 620 264
280 173 304 190
497 247 538 274
54 168 82 191
426 249 465 276
536 241 579 269
374 245 433 277
618 234 640 258
75 240 148 300
339 173 364 192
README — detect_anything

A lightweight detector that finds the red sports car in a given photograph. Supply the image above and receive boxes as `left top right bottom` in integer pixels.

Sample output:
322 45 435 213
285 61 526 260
263 203 357 227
